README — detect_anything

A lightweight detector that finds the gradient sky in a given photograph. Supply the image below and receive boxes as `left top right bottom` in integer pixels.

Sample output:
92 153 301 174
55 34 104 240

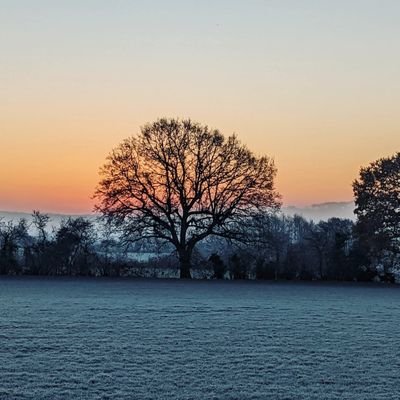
1 0 400 213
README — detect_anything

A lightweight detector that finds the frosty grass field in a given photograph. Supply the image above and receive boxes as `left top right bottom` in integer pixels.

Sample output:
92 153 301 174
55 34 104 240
1 278 399 400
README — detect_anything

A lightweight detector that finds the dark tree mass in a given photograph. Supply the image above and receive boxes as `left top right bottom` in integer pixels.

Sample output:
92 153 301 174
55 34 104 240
353 152 400 279
0 129 398 283
353 153 400 252
94 118 280 278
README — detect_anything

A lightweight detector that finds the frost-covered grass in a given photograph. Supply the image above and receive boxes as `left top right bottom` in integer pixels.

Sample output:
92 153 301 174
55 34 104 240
1 278 399 399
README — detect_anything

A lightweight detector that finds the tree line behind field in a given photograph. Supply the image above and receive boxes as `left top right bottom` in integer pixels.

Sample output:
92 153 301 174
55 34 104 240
0 211 395 283
92 119 399 280
1 119 398 281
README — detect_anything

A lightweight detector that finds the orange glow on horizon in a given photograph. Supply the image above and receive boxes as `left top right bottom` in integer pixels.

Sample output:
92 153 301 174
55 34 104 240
1 2 400 213
1 110 398 213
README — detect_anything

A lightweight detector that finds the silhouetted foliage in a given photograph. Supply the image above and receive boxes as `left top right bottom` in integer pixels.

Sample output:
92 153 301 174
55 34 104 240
354 153 400 252
51 217 97 275
0 211 395 282
28 211 51 274
353 153 400 279
209 253 226 279
1 153 398 283
95 118 280 278
229 253 248 280
0 219 29 275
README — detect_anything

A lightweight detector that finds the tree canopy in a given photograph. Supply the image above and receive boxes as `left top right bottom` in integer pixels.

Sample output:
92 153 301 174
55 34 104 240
353 152 400 256
95 118 280 278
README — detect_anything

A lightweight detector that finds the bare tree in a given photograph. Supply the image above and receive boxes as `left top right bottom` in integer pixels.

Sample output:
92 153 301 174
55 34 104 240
0 219 29 275
253 213 292 280
29 211 51 275
32 210 50 244
95 118 280 278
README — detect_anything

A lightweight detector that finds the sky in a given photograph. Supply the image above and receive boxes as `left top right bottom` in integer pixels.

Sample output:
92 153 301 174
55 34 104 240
1 0 400 213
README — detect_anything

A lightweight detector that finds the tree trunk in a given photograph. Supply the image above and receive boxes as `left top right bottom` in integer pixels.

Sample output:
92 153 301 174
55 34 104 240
318 250 324 280
178 250 192 279
275 249 280 281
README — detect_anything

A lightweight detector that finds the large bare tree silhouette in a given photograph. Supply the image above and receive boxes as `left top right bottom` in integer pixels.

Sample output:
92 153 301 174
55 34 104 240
95 118 280 278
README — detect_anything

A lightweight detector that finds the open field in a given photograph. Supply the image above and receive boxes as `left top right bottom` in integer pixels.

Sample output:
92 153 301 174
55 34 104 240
1 278 399 399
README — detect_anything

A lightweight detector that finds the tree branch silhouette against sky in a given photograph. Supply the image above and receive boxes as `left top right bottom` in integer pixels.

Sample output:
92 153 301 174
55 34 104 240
95 118 280 278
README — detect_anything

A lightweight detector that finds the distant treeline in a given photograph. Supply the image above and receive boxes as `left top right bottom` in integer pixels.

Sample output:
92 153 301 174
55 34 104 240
0 211 397 283
3 121 398 282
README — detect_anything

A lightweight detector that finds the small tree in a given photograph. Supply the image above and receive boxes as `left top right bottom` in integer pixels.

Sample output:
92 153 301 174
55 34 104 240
95 118 280 278
0 219 29 275
209 253 226 279
53 217 97 275
29 211 51 275
252 213 291 280
32 210 50 243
